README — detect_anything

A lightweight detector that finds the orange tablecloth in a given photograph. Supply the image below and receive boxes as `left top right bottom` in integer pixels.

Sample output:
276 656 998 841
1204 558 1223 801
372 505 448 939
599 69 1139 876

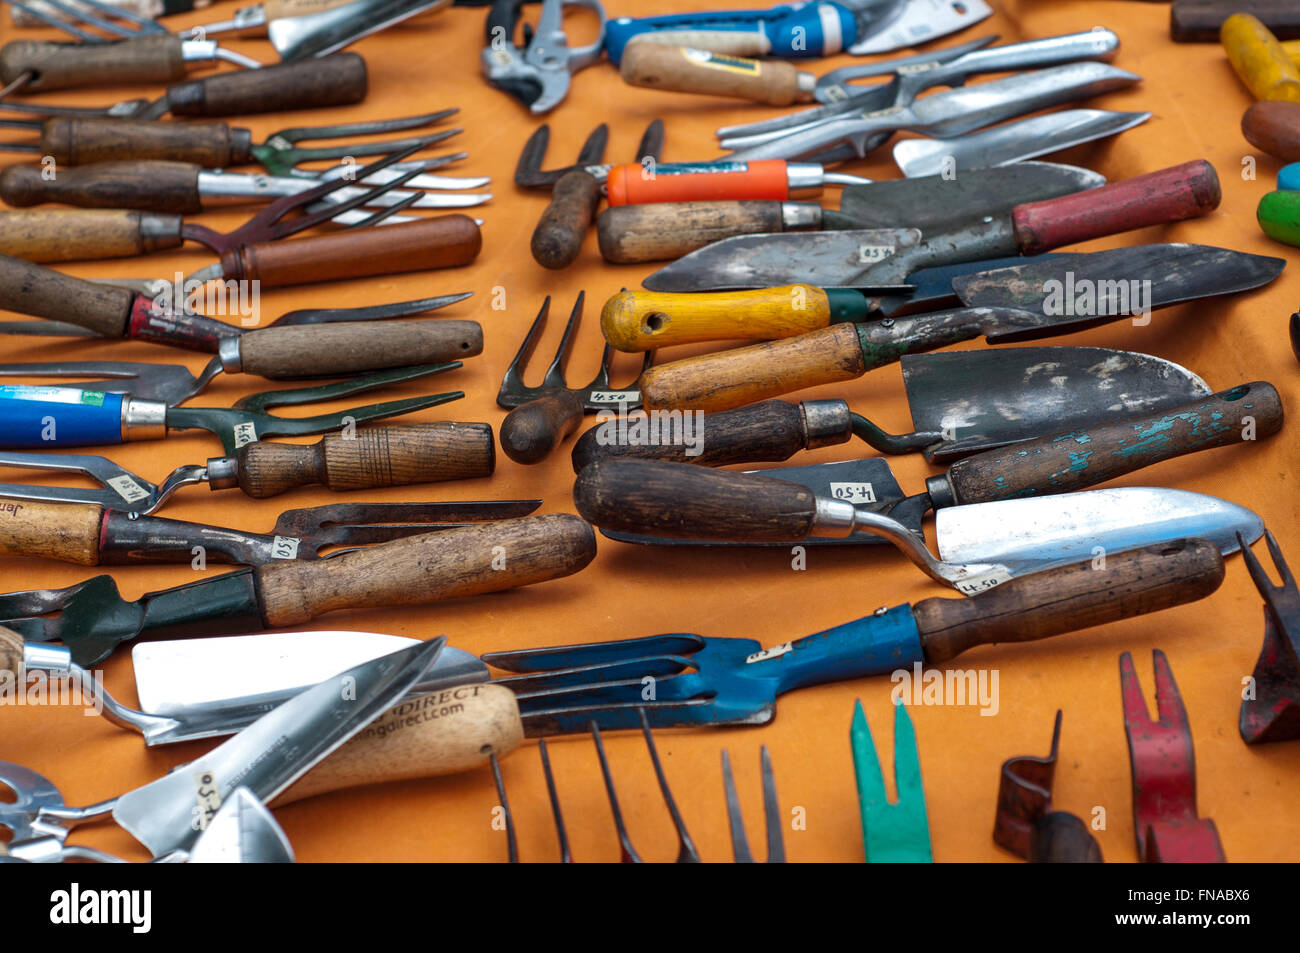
0 0 1296 863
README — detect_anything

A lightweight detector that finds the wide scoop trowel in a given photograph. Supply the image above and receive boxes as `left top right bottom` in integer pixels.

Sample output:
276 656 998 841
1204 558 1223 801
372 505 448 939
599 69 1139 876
269 0 450 61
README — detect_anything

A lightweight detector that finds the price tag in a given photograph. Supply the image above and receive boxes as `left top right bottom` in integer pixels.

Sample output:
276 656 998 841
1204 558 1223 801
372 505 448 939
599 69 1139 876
955 568 1013 596
232 421 258 448
746 641 792 664
589 391 639 404
829 482 876 504
107 475 149 504
897 60 940 74
857 245 894 264
193 770 221 831
862 105 904 120
271 536 300 560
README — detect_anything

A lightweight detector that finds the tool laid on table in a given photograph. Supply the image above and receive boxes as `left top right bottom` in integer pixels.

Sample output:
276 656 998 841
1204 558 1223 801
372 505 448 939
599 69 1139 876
721 748 785 863
485 540 1227 731
264 0 451 62
1242 100 1300 160
1255 189 1300 246
481 0 604 114
1120 650 1226 863
6 0 214 29
1173 0 1300 42
993 712 1102 863
497 293 653 464
851 700 930 862
180 0 371 37
1222 12 1300 102
1237 531 1300 744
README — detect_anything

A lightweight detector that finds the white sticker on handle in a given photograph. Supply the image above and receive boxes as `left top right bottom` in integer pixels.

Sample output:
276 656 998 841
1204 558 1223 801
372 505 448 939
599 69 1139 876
589 391 639 404
746 641 792 664
955 569 1014 596
107 475 149 504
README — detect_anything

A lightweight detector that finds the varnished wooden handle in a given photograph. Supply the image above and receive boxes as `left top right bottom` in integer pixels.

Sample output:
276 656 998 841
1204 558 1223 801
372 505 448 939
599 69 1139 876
500 392 586 464
0 36 186 92
234 422 495 498
0 210 182 263
38 119 241 169
573 458 816 540
0 253 134 336
0 501 103 565
275 683 524 805
256 513 595 626
532 170 601 270
1 161 203 214
598 201 788 264
221 216 483 287
601 285 833 351
1243 100 1300 159
0 626 26 674
165 53 367 117
1222 12 1300 101
620 44 805 105
238 320 483 377
640 322 865 412
915 539 1225 663
1173 0 1300 42
945 382 1284 504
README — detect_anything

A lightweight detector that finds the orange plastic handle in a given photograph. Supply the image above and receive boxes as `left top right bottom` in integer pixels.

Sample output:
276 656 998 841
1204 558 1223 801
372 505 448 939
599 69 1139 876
606 159 791 205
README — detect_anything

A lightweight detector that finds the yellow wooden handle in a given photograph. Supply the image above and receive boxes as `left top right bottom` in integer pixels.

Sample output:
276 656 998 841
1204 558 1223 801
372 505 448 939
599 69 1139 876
1284 39 1300 69
602 285 832 351
1223 13 1300 102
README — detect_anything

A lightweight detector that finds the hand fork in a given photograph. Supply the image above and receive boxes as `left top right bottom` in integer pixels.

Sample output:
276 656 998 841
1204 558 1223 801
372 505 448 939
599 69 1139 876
722 747 784 863
850 699 930 862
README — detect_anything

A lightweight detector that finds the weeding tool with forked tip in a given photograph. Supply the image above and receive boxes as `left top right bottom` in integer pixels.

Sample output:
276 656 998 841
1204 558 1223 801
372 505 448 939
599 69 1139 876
1236 531 1300 744
1120 650 1226 863
722 747 784 863
851 699 930 862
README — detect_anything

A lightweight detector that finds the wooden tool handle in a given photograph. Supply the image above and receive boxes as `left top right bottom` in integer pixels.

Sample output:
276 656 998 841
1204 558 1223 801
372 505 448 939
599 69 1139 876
275 683 524 805
238 320 483 377
915 539 1225 663
640 323 865 412
601 284 832 351
1173 0 1300 42
0 210 183 263
573 458 816 540
1222 13 1300 101
234 422 495 498
256 513 595 625
0 36 186 91
1012 160 1221 256
620 44 805 105
0 501 104 565
221 216 482 287
264 0 358 21
531 170 601 270
943 382 1283 504
1242 100 1300 160
166 53 368 117
1 160 204 214
0 626 22 675
598 201 790 265
500 392 586 465
42 117 242 169
0 254 134 336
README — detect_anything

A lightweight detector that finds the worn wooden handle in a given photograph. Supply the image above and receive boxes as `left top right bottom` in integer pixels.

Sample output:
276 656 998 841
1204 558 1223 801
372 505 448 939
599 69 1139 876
165 53 368 117
1 161 204 214
640 322 865 412
234 422 495 498
531 171 601 270
238 320 483 377
601 285 832 351
1223 12 1300 101
0 35 186 91
945 382 1283 504
0 500 104 565
275 683 524 804
0 210 182 263
598 201 789 265
39 119 241 169
1173 0 1300 42
620 44 805 105
574 458 816 540
1243 100 1300 159
0 626 23 676
915 539 1225 663
500 392 586 465
1012 160 1221 256
220 215 483 287
0 253 134 336
256 513 595 625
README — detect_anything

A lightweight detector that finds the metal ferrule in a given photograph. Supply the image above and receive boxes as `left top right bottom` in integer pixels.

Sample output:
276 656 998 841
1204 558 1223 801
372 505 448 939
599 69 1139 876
796 73 817 100
785 163 826 198
121 399 169 442
197 170 304 204
780 202 823 230
810 497 857 538
23 642 72 675
800 400 853 448
206 455 241 490
925 473 957 509
180 39 221 66
218 335 244 374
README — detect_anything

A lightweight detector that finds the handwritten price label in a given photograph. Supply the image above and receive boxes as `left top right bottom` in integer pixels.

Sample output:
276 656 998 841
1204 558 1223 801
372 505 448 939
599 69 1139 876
829 482 876 504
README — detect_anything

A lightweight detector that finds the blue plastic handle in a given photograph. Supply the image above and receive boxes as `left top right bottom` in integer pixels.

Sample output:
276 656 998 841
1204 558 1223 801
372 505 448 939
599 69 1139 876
1279 162 1300 192
605 1 859 63
0 386 126 448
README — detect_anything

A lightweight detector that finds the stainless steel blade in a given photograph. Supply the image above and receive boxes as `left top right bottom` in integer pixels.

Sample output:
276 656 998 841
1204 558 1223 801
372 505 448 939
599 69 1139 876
270 0 449 60
849 0 993 55
184 787 295 863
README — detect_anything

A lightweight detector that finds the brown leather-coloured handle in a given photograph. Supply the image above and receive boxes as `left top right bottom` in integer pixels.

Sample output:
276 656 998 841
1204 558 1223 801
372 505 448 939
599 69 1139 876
500 392 586 464
40 118 243 169
1243 100 1300 160
0 500 104 565
914 539 1226 663
597 201 788 264
0 36 186 92
1 161 204 214
0 627 23 675
573 458 817 541
620 44 806 105
1172 0 1300 41
531 171 601 270
0 253 134 336
256 513 595 626
237 320 483 377
233 422 496 498
0 209 183 263
165 53 368 117
221 215 483 287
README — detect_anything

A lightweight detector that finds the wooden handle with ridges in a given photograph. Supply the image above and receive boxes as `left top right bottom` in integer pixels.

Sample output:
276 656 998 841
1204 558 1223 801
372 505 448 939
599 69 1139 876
1222 12 1300 101
0 161 203 213
275 683 524 804
1173 0 1300 42
0 253 134 335
531 170 600 270
945 382 1283 504
38 119 239 169
256 513 595 626
620 44 804 105
574 458 816 540
165 53 368 117
915 539 1225 663
598 201 790 264
234 422 495 498
221 215 482 287
1242 100 1300 160
0 500 103 565
602 284 831 351
0 35 186 91
640 322 865 412
237 320 483 377
0 210 183 263
500 392 586 464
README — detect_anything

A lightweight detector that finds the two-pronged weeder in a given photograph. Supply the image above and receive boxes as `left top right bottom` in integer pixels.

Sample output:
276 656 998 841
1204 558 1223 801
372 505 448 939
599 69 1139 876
1237 531 1300 744
722 747 784 863
851 699 931 862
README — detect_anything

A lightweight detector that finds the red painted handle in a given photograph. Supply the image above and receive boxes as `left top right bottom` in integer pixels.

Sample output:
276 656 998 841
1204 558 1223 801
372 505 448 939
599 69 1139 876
1012 160 1222 255
606 160 791 205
